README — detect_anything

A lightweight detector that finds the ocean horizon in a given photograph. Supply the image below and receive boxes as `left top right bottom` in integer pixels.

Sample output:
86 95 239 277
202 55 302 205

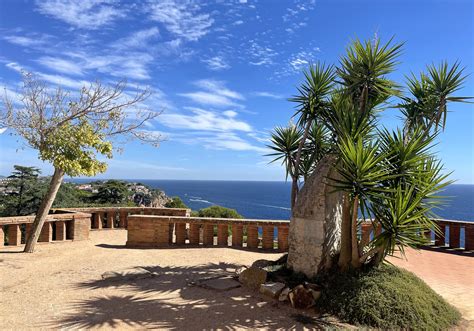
69 179 474 222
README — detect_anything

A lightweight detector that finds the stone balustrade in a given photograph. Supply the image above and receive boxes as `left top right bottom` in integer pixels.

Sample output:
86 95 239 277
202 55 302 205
359 219 474 251
125 215 290 252
0 210 91 246
1 206 473 253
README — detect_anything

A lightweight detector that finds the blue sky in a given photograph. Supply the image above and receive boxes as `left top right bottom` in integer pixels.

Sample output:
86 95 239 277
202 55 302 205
0 0 473 183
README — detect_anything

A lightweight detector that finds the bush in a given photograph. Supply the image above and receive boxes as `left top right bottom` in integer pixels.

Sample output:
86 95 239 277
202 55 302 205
315 264 461 329
165 196 188 209
197 205 243 219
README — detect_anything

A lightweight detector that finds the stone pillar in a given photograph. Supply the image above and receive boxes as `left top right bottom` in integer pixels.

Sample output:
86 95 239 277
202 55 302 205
465 224 474 251
203 224 214 246
25 223 33 242
246 225 258 249
71 217 90 241
0 226 4 247
38 222 52 242
175 223 186 245
217 224 228 246
119 211 128 228
231 224 243 247
262 226 274 250
287 155 343 278
449 224 461 249
278 226 289 252
168 223 174 244
126 216 169 248
8 224 22 246
189 223 200 245
435 223 446 246
55 221 66 241
106 211 115 229
93 212 103 229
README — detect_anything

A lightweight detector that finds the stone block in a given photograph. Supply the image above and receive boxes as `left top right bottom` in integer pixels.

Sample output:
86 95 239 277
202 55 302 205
246 225 258 249
259 282 286 298
217 224 228 246
262 226 274 250
8 224 22 246
238 266 267 290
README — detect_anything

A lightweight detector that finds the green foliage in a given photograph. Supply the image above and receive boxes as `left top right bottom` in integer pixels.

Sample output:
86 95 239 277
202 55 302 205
315 264 461 329
165 196 188 209
94 180 130 204
0 165 42 216
197 205 243 219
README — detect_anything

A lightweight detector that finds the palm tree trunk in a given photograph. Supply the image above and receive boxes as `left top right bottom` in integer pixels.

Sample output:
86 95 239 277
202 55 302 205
338 193 352 269
23 167 65 253
350 196 361 268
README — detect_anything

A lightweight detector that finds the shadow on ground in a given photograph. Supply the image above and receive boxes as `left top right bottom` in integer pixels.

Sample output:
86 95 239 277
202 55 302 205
49 262 342 329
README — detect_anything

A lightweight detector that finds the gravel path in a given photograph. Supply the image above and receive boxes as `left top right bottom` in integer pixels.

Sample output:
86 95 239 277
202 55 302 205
1 229 472 329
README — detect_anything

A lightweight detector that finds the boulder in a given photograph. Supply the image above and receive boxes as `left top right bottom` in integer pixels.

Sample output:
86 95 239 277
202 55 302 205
278 287 291 302
101 267 158 281
259 282 286 298
288 284 315 309
252 259 273 269
238 266 267 290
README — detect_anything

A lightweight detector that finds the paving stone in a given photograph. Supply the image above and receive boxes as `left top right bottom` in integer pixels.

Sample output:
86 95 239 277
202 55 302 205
259 282 286 298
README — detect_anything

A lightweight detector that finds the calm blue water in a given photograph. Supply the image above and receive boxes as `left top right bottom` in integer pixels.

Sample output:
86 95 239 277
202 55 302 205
72 179 474 222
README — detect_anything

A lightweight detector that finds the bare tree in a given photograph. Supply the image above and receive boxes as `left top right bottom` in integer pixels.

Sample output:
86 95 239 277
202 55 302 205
1 73 161 252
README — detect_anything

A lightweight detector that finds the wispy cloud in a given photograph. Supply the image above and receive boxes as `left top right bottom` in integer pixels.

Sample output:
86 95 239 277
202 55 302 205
179 79 244 107
202 56 230 71
36 56 84 76
36 0 126 30
160 107 251 132
112 27 161 49
147 0 214 41
3 34 52 47
252 91 284 99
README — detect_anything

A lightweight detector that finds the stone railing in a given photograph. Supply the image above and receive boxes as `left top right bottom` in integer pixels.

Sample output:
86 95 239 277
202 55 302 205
126 215 290 252
359 219 474 251
0 210 91 246
0 207 190 247
1 206 472 253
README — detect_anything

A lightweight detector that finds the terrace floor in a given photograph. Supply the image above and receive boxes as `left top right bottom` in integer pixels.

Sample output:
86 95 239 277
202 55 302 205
0 230 473 330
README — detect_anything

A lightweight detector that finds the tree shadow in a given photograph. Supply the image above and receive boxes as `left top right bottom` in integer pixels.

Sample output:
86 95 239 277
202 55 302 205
49 263 344 329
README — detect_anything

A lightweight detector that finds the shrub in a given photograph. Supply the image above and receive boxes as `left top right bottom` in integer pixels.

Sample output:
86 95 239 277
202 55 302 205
315 264 461 329
197 205 243 219
165 196 188 209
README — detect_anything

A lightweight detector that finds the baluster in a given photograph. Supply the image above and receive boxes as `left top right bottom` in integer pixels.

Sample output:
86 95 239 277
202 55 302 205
175 223 186 245
262 226 274 250
278 225 289 252
189 223 200 245
246 225 258 249
55 221 66 241
231 224 243 248
203 224 214 246
8 224 21 246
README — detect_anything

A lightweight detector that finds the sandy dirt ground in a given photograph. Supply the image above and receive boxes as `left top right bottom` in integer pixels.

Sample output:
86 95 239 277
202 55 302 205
0 229 472 330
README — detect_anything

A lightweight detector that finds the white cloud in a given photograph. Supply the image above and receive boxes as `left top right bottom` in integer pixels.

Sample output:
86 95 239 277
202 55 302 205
148 0 214 41
36 56 84 76
160 107 251 132
247 40 278 66
0 128 7 134
202 56 230 71
37 73 90 89
179 79 244 107
233 20 244 25
112 27 161 49
36 0 126 29
3 34 50 47
200 132 267 152
253 91 284 99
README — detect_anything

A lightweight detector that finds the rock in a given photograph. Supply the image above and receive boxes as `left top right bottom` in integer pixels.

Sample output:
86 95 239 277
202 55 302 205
235 266 247 276
308 289 321 301
238 266 267 290
252 259 273 269
101 267 158 281
288 285 315 309
259 282 286 298
304 282 322 301
278 287 291 302
195 276 241 291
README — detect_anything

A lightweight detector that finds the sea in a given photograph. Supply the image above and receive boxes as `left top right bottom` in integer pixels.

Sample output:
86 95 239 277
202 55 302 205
72 179 474 222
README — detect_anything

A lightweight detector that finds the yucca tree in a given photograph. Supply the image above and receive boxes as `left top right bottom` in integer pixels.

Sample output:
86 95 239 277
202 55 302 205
271 36 470 273
288 63 336 208
267 125 302 192
400 61 471 138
